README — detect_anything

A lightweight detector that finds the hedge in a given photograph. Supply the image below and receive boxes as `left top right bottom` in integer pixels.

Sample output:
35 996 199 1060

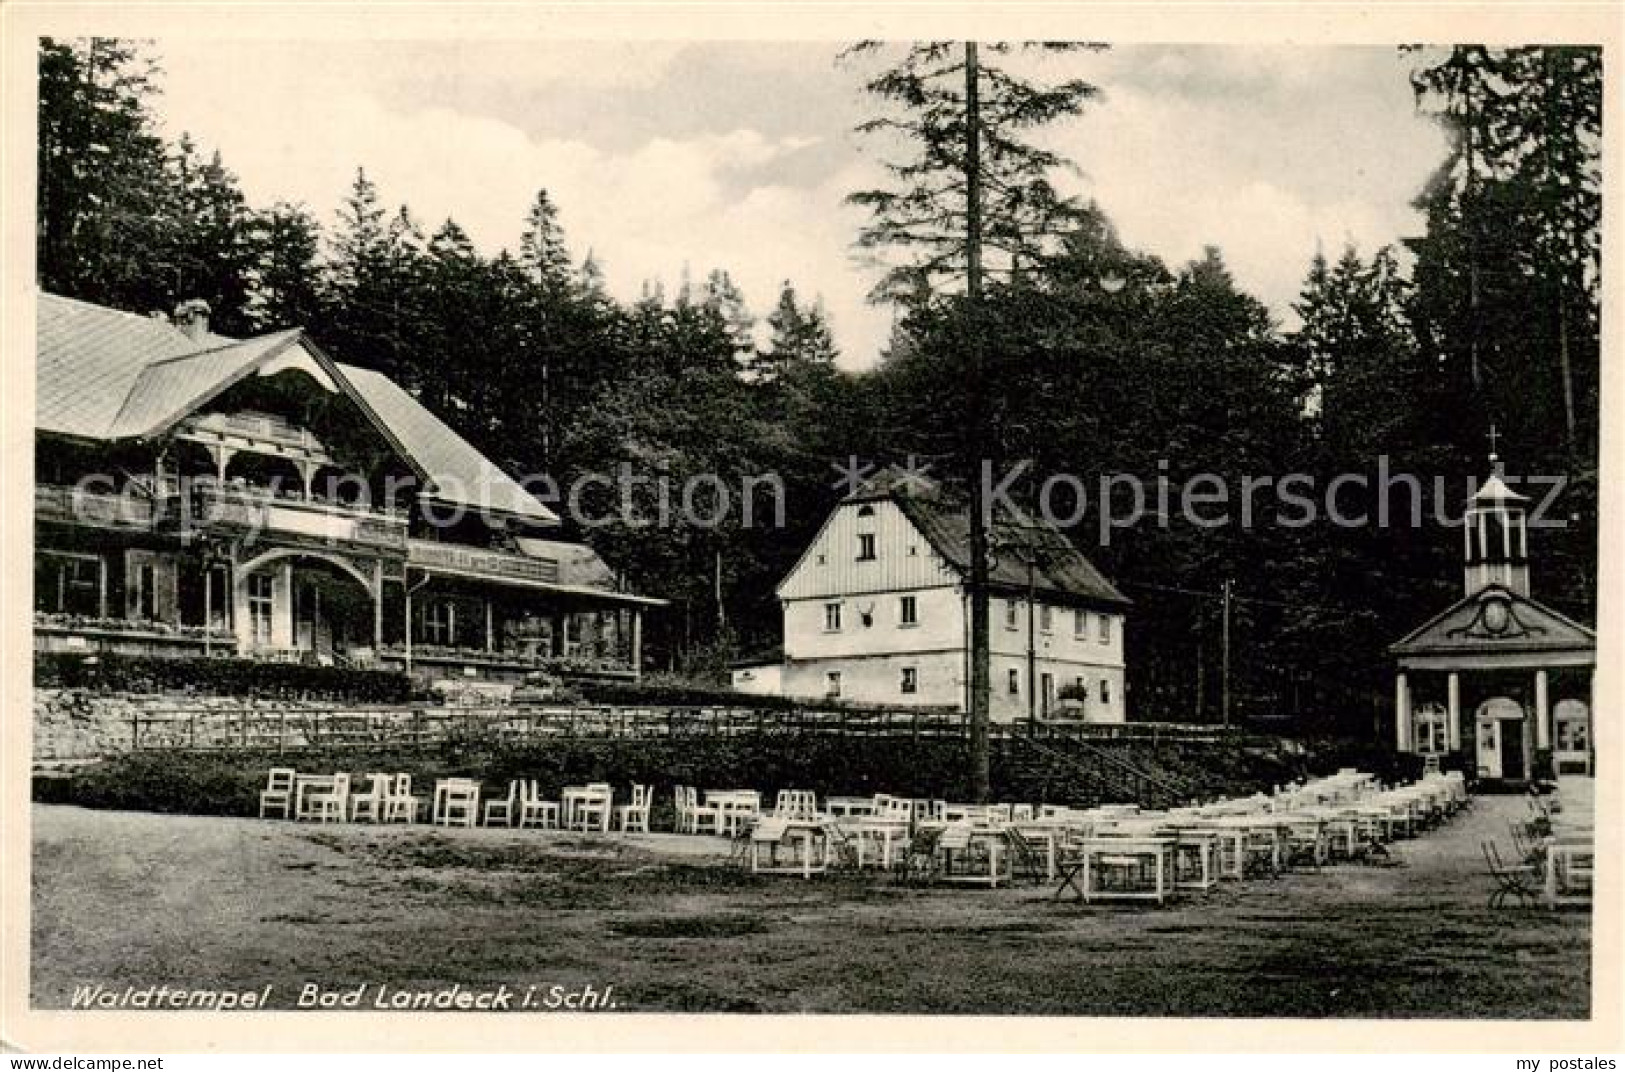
34 651 412 703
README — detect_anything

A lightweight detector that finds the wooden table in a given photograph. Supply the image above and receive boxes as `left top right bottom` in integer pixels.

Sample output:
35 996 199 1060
294 774 343 822
844 819 909 870
432 779 481 827
704 789 762 835
749 817 836 878
1056 836 1176 904
560 785 612 832
825 796 878 820
1545 835 1594 909
925 824 1013 887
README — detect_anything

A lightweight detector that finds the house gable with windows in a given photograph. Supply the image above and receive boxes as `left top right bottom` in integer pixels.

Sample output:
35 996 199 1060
771 469 1131 722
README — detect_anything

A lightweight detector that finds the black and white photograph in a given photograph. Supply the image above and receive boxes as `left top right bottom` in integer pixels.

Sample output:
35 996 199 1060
3 2 1618 1054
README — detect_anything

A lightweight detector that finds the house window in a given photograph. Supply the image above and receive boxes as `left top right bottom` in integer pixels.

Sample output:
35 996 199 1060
824 602 842 631
1413 703 1448 755
247 573 274 647
1100 678 1111 706
857 533 877 561
1039 605 1053 633
1099 614 1112 643
900 667 918 694
826 671 842 698
1075 609 1088 638
36 552 102 616
134 561 156 621
424 598 457 646
1008 668 1020 695
899 595 919 626
1004 599 1019 630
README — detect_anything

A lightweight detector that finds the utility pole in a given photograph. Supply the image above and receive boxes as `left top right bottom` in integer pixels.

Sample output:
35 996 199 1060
963 40 992 801
1221 577 1233 727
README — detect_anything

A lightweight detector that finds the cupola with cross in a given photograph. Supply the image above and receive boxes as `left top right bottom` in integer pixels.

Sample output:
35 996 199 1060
1462 428 1530 598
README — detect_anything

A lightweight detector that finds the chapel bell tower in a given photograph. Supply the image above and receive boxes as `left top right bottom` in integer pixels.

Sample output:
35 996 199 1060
1462 445 1530 598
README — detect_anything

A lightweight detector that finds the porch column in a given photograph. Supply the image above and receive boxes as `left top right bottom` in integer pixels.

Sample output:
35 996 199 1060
1534 669 1551 751
372 560 384 650
485 598 494 653
1395 672 1412 752
1446 672 1461 752
232 562 253 651
272 562 294 649
631 609 643 677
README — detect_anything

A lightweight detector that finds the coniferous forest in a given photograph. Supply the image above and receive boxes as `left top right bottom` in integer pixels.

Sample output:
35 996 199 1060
36 39 1600 735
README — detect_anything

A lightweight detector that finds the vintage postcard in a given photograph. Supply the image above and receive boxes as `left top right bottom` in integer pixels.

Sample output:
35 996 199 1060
1 0 1619 1055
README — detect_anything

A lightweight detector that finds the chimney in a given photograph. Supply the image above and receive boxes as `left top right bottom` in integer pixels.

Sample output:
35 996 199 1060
173 299 212 341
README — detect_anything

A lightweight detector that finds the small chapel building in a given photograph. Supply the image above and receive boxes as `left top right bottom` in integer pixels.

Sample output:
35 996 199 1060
1389 456 1595 784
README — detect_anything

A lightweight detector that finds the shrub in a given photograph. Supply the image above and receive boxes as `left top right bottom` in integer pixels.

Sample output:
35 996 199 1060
34 652 411 702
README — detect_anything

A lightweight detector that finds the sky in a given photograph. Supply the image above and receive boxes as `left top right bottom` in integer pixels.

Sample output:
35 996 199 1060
151 41 1450 370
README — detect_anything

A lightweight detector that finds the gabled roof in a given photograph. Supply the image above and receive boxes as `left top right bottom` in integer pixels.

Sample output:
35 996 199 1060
108 330 305 439
841 465 1130 608
1390 584 1595 659
338 363 554 524
35 291 557 525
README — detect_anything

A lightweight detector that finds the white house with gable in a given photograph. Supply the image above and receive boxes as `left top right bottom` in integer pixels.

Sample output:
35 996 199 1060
766 468 1131 722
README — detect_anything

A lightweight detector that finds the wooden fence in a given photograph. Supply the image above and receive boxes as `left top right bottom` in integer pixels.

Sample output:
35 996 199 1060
120 701 1247 754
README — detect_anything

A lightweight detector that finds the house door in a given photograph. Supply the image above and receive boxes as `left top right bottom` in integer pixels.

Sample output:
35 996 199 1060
1476 696 1527 780
1040 673 1054 717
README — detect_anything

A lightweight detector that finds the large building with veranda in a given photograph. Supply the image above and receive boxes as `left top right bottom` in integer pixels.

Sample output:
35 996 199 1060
33 291 662 686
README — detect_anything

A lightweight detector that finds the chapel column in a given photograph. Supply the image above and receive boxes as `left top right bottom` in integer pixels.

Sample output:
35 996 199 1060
1446 672 1462 753
1534 669 1551 751
1395 672 1412 752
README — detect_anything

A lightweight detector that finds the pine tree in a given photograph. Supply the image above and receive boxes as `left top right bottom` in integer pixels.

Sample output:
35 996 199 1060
843 41 1105 305
245 201 325 331
518 188 573 292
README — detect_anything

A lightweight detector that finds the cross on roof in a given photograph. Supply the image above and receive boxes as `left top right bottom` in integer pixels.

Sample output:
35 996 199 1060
1487 423 1502 458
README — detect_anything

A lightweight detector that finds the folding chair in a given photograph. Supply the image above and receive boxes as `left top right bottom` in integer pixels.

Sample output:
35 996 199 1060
1481 840 1540 909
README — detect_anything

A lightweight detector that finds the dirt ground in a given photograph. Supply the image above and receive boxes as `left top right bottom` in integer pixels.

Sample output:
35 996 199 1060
30 791 1591 1017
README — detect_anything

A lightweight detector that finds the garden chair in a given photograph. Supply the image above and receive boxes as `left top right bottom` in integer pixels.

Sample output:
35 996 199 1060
1482 840 1540 909
303 773 350 824
898 826 944 885
382 773 423 823
484 780 523 827
615 784 653 833
686 787 724 835
348 772 392 823
258 767 296 819
519 780 560 829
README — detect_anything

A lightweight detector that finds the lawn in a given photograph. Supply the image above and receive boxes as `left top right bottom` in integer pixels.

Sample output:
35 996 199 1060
30 793 1590 1017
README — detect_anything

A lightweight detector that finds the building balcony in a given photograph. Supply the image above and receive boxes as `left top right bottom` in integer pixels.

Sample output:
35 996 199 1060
35 484 155 530
33 611 236 658
155 482 409 552
406 539 560 585
374 643 634 678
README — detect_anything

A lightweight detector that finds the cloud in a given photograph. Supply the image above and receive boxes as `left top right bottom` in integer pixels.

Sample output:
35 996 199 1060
149 40 1448 367
156 39 894 367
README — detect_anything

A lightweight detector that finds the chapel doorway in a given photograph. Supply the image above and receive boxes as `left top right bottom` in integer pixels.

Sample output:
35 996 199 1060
1476 696 1528 781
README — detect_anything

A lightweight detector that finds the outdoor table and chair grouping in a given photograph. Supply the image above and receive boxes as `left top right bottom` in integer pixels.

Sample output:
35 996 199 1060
253 764 1479 908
